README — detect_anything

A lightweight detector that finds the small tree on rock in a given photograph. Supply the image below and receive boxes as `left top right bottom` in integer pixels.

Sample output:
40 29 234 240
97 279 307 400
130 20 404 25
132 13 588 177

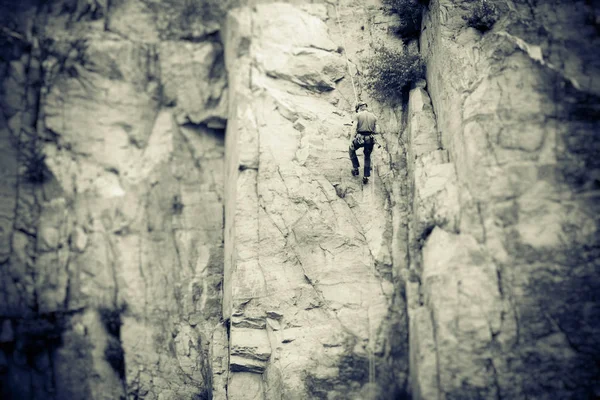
363 46 426 101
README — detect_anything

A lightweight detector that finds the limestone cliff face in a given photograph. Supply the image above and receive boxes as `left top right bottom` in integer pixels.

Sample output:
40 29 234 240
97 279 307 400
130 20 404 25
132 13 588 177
408 0 600 399
223 3 407 399
0 0 598 399
1 0 227 398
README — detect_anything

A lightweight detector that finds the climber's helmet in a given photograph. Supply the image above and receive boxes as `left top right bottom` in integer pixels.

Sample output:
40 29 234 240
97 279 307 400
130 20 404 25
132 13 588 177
355 101 368 113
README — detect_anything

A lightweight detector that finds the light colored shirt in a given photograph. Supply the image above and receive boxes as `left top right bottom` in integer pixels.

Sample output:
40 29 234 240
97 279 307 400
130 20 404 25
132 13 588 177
354 110 377 133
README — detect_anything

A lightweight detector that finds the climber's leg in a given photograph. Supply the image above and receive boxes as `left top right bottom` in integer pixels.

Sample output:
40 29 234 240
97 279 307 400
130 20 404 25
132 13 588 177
349 138 361 175
363 139 374 178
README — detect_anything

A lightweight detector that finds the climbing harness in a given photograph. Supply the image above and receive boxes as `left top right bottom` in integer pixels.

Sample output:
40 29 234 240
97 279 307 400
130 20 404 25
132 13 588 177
356 134 366 146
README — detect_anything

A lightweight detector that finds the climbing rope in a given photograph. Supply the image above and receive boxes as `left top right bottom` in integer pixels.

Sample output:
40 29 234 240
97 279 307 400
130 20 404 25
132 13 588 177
368 248 375 387
335 1 377 391
335 0 381 198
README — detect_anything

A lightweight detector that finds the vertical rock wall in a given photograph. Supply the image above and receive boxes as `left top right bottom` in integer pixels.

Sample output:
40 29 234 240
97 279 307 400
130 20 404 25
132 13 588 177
0 0 228 398
223 2 410 398
408 0 600 398
2 0 598 399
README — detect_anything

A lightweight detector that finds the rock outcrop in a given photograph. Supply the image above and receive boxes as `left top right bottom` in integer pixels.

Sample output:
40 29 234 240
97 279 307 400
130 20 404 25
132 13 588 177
0 0 598 399
224 3 406 398
1 0 227 398
407 0 600 399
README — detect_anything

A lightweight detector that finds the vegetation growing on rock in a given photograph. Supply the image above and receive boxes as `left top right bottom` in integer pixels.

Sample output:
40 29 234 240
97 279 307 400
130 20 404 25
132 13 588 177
382 0 425 38
464 0 498 32
363 47 425 101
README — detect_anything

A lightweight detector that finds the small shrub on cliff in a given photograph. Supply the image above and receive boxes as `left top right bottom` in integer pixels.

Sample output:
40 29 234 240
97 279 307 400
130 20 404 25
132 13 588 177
363 47 425 101
382 0 425 38
464 0 498 32
180 0 221 25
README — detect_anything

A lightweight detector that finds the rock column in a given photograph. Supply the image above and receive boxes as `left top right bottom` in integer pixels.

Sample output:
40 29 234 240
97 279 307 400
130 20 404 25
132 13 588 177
407 0 600 398
223 3 403 398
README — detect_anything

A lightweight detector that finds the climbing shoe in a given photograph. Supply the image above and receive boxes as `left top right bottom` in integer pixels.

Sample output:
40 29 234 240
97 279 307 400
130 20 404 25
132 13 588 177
363 177 369 184
351 168 359 176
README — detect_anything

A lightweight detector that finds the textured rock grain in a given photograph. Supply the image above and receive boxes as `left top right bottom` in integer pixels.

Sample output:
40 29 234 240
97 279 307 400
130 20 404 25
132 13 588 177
2 0 598 399
0 0 227 398
223 3 407 398
407 0 600 398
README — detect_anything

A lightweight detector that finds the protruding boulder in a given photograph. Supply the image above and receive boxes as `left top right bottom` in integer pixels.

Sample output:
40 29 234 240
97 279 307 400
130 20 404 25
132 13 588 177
258 47 345 91
230 328 271 373
413 158 459 238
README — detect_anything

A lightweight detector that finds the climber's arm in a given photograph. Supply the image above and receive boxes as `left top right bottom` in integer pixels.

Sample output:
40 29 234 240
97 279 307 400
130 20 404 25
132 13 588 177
373 122 382 148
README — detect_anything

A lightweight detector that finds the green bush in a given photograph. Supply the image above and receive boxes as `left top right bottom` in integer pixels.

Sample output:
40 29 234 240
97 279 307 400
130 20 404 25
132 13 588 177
464 0 498 32
382 0 424 38
363 47 426 101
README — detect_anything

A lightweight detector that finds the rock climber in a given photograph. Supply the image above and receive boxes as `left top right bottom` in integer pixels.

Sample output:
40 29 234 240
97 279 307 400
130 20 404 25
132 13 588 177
349 101 379 184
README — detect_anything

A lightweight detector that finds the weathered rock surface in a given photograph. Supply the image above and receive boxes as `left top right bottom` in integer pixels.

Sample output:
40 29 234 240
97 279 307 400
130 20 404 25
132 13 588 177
2 0 598 399
224 3 407 398
0 0 227 398
252 4 346 91
407 0 600 398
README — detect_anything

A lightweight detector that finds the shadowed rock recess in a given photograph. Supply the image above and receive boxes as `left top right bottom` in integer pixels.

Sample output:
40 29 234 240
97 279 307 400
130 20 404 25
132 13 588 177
0 0 598 399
